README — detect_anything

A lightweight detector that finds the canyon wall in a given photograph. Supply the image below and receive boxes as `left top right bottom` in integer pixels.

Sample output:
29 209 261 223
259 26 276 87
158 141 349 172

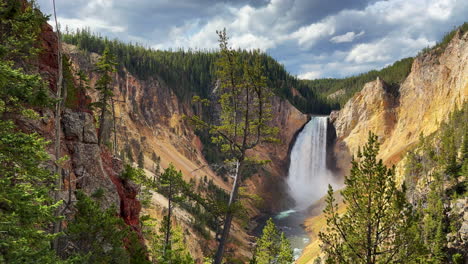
59 42 307 260
333 29 468 167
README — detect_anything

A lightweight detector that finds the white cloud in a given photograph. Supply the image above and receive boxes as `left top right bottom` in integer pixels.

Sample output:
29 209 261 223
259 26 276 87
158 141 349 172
330 30 365 43
298 71 322 80
346 35 434 64
428 0 456 20
56 17 126 33
38 0 468 78
289 19 336 48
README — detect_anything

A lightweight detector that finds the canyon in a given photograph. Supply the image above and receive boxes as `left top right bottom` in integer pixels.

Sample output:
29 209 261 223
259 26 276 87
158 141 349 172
32 18 467 262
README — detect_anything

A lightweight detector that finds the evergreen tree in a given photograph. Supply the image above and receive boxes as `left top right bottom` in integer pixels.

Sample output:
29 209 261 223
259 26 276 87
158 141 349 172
142 215 194 264
0 0 46 64
158 164 188 258
93 46 117 145
319 132 420 264
420 173 448 263
64 191 145 264
0 121 60 263
156 217 194 264
189 28 278 264
251 218 293 264
0 2 58 262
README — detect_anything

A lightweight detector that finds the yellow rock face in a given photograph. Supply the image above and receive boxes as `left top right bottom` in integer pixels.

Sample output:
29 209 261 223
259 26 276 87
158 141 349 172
335 30 468 166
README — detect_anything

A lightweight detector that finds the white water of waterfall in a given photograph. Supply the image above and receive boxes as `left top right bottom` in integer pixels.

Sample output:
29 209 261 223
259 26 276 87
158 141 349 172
287 116 334 210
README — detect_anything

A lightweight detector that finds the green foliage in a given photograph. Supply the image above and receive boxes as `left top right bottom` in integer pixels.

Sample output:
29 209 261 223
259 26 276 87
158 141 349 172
62 55 89 109
451 253 464 264
142 215 194 264
420 174 447 263
251 218 293 264
120 164 146 182
0 120 60 263
0 0 50 114
303 57 414 107
404 102 468 198
92 46 117 145
158 164 187 202
0 61 50 113
419 22 468 56
403 102 468 262
64 191 145 264
0 0 46 63
0 2 58 262
320 132 421 264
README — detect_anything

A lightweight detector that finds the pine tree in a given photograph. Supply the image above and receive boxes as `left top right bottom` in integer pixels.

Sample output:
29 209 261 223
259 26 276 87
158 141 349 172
0 2 58 262
64 191 143 264
420 173 448 263
158 164 188 258
156 218 194 264
251 218 293 264
189 28 278 264
0 121 60 263
319 132 420 264
93 46 117 145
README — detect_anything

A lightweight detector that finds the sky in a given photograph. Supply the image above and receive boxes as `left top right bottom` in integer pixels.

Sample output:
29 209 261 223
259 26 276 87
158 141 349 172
37 0 468 79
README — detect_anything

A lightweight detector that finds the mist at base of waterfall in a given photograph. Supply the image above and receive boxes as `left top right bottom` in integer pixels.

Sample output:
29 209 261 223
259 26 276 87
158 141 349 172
286 116 340 210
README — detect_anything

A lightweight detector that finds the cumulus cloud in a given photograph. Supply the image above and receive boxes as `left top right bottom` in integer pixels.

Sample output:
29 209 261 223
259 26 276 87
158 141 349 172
37 0 468 78
298 71 322 80
289 19 336 48
346 36 434 64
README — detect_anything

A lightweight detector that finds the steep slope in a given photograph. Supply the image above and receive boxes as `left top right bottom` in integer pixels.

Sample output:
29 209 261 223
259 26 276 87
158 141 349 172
333 29 468 166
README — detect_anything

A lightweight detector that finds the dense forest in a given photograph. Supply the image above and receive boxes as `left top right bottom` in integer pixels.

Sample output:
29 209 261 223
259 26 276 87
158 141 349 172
62 29 337 115
303 57 414 107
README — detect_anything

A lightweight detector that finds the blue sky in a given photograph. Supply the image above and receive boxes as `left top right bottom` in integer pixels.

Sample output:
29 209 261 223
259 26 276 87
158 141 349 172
37 0 467 79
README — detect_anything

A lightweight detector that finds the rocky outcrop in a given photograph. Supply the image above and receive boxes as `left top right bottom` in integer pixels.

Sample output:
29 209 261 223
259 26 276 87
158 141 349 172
101 150 143 239
447 198 468 253
62 109 120 209
333 30 468 166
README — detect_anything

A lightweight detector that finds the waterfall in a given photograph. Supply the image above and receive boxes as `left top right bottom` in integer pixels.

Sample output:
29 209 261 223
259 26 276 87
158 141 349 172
287 116 333 210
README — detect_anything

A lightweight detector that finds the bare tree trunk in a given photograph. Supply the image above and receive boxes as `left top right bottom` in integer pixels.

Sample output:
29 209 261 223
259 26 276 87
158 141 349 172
111 98 117 156
214 159 242 264
52 0 64 253
164 181 173 261
97 93 107 145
